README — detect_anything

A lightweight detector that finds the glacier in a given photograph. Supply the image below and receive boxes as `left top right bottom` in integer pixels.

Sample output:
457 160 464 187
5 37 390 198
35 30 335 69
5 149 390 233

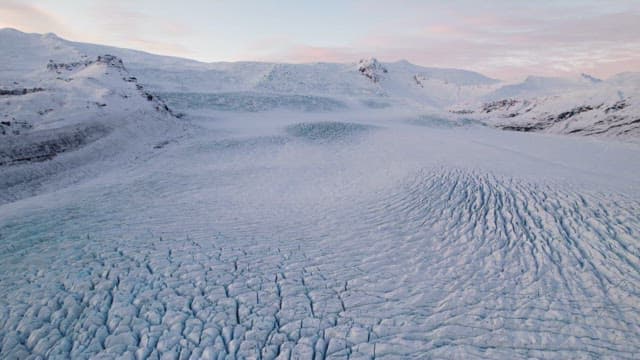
1 29 640 359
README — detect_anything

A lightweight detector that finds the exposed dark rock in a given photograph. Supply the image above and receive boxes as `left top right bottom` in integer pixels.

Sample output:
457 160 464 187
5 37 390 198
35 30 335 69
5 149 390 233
0 120 32 135
47 54 126 74
580 73 602 83
37 108 54 115
605 99 628 113
497 124 546 132
357 58 388 83
557 105 594 120
96 54 126 70
413 75 424 88
449 109 474 115
153 140 171 149
0 88 44 96
47 59 93 73
482 99 520 113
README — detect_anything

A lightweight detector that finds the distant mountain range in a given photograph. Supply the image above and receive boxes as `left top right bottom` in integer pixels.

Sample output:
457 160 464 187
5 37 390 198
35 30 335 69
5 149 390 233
1 28 638 141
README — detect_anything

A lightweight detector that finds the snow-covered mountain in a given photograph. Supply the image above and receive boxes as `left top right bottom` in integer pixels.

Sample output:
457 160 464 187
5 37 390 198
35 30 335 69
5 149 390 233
0 29 501 111
450 74 640 141
120 57 503 110
1 27 639 143
481 74 601 101
2 53 175 139
0 44 181 201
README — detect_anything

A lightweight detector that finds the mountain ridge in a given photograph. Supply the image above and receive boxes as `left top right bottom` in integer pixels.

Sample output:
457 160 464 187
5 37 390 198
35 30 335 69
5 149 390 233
2 28 639 141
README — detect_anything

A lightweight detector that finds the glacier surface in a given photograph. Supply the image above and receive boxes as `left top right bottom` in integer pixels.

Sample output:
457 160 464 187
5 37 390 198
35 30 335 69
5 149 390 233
1 28 640 359
2 112 640 359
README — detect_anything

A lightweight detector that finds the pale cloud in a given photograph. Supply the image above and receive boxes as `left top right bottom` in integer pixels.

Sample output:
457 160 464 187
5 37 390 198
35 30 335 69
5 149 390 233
0 0 193 58
123 38 193 57
0 0 637 80
84 0 194 57
0 0 74 37
246 43 360 64
260 6 640 80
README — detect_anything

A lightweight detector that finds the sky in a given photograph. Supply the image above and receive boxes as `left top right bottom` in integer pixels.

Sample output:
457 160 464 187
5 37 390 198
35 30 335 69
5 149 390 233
1 0 639 80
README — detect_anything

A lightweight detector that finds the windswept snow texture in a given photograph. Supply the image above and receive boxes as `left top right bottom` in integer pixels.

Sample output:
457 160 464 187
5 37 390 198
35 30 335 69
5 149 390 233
2 28 640 359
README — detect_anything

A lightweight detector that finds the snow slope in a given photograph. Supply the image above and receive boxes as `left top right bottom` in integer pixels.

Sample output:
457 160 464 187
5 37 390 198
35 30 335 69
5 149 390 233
0 51 182 203
451 75 640 141
4 28 639 142
1 28 640 359
482 74 601 101
0 29 500 111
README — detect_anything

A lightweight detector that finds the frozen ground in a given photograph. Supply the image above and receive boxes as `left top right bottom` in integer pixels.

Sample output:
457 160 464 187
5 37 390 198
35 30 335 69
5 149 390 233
1 110 640 359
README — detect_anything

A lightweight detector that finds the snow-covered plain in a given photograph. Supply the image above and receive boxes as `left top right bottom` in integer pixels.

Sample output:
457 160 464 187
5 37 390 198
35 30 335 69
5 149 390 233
1 29 640 359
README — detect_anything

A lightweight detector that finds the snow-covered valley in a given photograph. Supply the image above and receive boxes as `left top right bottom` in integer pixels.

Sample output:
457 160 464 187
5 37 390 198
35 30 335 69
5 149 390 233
1 29 640 359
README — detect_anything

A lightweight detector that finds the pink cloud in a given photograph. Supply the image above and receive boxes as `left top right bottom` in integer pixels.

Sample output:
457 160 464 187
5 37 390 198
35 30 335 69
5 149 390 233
0 1 74 37
280 45 359 63
263 9 640 81
425 25 460 36
76 1 195 58
2 0 637 80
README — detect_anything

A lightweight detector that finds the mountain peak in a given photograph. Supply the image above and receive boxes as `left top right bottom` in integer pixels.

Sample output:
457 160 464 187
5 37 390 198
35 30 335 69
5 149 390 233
394 59 412 65
0 27 22 34
42 32 62 40
357 57 388 83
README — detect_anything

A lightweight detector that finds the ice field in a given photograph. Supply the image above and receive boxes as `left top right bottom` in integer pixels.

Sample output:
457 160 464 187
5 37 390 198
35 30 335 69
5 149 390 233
1 28 640 359
2 111 640 359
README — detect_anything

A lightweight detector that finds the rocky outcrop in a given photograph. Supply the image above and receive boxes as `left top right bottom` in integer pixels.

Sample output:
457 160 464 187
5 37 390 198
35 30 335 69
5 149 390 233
357 58 387 83
96 54 126 70
481 99 523 113
44 55 176 118
556 105 596 120
47 59 93 73
47 54 126 74
0 88 44 96
605 99 628 113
